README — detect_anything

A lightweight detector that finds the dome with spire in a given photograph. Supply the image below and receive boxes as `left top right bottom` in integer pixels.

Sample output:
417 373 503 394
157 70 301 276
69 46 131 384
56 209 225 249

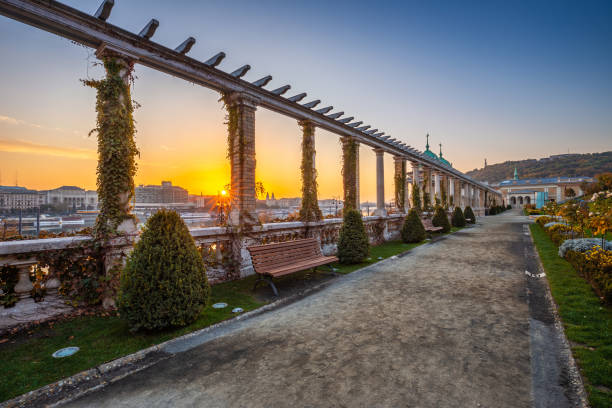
422 134 452 167
438 143 452 167
423 134 438 160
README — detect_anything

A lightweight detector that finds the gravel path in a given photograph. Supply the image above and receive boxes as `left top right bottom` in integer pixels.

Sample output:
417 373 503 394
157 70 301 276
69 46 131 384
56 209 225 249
64 213 555 408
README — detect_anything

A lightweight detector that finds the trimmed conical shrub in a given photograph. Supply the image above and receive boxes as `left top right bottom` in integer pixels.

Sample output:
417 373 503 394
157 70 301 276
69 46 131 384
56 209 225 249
432 206 451 233
464 206 476 224
451 207 466 228
337 209 369 264
119 209 210 332
401 209 426 243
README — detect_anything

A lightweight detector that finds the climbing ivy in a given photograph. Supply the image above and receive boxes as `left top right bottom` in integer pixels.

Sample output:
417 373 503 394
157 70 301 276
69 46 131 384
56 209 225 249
341 137 358 211
83 57 139 238
441 182 448 209
298 121 322 222
394 160 406 211
412 183 422 213
221 92 242 163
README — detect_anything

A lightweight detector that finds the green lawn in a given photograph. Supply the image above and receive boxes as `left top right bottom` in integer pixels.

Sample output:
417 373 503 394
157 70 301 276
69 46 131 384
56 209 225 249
0 278 263 402
530 224 612 408
0 233 454 402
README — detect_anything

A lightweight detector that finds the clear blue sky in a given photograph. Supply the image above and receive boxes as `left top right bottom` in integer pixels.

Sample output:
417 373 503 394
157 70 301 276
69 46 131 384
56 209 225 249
0 0 610 199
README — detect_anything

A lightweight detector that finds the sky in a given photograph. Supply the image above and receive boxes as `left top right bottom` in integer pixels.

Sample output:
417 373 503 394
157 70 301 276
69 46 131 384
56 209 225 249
0 0 611 201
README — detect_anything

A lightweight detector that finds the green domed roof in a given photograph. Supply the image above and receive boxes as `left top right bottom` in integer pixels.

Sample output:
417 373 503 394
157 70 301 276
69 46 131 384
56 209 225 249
423 134 452 167
438 144 452 167
423 134 438 159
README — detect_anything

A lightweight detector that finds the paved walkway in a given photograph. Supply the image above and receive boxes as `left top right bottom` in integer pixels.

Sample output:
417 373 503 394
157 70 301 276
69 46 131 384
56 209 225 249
65 213 556 407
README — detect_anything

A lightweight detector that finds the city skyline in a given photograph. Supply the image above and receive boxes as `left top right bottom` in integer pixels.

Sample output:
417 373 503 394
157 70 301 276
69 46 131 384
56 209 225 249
1 0 611 201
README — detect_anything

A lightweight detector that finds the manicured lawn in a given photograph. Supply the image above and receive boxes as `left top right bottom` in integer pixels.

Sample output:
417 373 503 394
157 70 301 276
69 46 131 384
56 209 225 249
530 224 612 408
0 234 450 402
0 280 263 402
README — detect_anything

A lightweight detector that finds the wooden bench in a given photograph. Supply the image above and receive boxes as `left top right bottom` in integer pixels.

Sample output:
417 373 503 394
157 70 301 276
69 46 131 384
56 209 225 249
247 238 338 296
421 218 444 233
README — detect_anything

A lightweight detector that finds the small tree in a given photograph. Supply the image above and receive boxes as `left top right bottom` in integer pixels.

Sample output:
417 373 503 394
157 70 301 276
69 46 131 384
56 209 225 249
337 209 369 264
451 207 466 228
401 209 426 243
464 206 476 224
119 210 210 332
432 206 451 233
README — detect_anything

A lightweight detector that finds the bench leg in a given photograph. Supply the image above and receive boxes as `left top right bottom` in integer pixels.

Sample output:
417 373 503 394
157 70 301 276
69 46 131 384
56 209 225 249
253 275 279 297
265 277 279 297
314 264 339 276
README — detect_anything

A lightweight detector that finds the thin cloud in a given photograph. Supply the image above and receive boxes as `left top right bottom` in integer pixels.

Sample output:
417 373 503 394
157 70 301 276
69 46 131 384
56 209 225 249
0 114 81 135
0 138 96 160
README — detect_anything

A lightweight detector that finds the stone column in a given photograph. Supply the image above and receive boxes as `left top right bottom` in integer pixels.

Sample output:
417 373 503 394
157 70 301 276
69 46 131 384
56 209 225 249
93 49 138 234
393 156 406 213
421 166 429 208
434 172 441 203
226 92 260 226
341 137 360 211
410 162 420 210
449 176 455 206
373 148 386 216
298 120 322 221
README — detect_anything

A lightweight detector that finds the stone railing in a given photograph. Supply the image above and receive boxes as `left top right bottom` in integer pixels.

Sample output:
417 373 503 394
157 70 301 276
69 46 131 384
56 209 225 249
0 214 405 302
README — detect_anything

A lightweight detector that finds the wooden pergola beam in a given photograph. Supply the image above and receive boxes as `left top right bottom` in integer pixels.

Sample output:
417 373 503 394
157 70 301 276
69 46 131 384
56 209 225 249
0 0 501 196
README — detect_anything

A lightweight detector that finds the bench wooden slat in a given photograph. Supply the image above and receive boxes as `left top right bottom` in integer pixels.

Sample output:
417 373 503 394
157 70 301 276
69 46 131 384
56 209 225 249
247 238 338 295
251 248 320 265
421 218 444 232
248 239 319 252
261 256 338 277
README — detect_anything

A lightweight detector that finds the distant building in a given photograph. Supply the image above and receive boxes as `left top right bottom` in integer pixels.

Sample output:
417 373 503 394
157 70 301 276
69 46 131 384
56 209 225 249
135 181 188 204
39 186 98 209
0 186 40 210
188 194 216 211
495 170 593 208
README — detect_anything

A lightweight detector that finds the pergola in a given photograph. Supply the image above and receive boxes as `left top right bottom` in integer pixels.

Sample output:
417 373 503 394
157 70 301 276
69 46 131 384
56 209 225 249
0 0 502 228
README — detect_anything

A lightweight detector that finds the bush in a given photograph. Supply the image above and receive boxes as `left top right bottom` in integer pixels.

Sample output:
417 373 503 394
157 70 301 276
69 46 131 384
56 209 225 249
401 209 426 243
119 209 210 332
565 248 612 303
506 204 512 210
464 206 476 223
432 206 451 233
547 224 573 246
451 207 466 228
544 221 568 229
536 216 554 227
559 238 612 258
337 209 369 264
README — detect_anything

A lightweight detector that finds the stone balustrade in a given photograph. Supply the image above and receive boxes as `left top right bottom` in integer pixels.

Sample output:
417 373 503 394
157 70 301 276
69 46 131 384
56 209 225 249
0 214 405 301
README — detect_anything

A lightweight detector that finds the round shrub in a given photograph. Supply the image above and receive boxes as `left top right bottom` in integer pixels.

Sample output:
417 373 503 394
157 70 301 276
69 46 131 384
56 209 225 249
119 209 210 332
337 209 369 264
559 238 612 258
432 206 451 233
536 215 554 227
401 209 426 243
464 206 476 224
451 207 466 228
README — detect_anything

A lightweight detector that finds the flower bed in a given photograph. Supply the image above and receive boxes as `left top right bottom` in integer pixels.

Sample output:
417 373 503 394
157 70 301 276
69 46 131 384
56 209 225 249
564 247 612 303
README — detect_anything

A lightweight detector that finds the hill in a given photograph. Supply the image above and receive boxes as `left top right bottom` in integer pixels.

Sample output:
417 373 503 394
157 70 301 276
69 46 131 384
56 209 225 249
465 151 612 183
